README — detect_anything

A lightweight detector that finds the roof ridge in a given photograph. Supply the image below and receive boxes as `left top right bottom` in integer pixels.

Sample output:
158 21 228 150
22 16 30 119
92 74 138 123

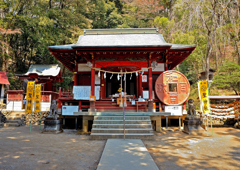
84 28 158 35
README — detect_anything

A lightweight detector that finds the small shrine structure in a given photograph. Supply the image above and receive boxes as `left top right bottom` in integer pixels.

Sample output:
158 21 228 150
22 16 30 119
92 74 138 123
6 64 62 111
0 72 10 104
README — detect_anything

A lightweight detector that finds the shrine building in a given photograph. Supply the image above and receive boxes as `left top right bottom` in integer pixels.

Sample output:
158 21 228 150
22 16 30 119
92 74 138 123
5 64 62 111
48 28 196 133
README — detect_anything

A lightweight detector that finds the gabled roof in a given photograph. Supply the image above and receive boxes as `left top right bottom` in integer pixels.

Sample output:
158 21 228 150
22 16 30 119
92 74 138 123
48 28 196 72
24 64 61 77
0 72 10 85
48 28 196 50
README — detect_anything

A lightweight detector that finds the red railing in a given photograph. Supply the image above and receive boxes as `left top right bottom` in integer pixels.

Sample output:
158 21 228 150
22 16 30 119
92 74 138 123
58 88 73 99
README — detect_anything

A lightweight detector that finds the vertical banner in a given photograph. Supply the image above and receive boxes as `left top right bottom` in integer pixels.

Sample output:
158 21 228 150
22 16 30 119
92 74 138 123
26 81 35 113
198 80 210 114
34 84 41 113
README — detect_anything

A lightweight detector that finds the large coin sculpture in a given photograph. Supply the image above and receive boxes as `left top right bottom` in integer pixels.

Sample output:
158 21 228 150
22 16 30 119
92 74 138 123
155 70 190 105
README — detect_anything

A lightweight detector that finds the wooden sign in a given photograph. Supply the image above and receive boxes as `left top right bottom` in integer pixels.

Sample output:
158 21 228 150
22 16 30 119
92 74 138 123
26 81 35 113
142 75 147 82
155 70 190 105
34 84 41 113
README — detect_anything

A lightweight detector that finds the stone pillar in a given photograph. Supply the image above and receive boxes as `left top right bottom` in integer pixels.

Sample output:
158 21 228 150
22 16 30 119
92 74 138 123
82 116 88 132
156 116 162 132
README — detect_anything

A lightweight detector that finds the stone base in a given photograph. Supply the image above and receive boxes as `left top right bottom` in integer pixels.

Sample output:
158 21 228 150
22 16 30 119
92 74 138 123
183 115 204 135
42 118 63 134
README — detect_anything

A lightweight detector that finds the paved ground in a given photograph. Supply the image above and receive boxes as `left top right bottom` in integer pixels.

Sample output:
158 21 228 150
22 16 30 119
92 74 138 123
97 139 158 170
143 128 240 170
0 126 106 170
0 126 240 170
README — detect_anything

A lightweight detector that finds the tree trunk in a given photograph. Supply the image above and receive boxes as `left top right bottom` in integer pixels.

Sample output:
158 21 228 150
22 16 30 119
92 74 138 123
234 39 240 65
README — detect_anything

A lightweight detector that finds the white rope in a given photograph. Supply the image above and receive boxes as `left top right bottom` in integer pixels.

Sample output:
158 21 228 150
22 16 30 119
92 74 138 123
92 67 153 74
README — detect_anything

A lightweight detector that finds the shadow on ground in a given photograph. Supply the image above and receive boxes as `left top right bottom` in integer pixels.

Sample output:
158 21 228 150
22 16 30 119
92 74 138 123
143 128 240 170
0 126 106 170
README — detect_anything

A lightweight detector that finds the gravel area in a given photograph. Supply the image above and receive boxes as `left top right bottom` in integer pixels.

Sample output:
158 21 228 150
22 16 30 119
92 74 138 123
0 126 106 170
143 128 240 170
1 126 239 170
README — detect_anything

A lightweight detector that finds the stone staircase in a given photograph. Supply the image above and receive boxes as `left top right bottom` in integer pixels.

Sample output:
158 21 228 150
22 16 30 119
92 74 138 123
3 111 25 127
95 101 147 112
90 116 154 140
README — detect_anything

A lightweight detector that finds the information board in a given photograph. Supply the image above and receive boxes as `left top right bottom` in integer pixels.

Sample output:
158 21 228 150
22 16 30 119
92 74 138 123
73 86 100 100
62 106 79 115
165 105 183 116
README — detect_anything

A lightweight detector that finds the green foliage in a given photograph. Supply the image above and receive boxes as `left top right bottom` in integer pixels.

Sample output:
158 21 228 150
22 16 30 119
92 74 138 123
212 62 240 95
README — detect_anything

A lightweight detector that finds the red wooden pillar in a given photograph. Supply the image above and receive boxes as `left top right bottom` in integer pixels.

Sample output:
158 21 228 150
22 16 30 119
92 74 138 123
91 61 95 96
42 83 45 91
148 60 153 100
79 101 82 111
90 60 95 111
136 74 139 98
148 60 153 112
165 59 168 71
138 72 142 97
58 87 62 109
74 62 78 86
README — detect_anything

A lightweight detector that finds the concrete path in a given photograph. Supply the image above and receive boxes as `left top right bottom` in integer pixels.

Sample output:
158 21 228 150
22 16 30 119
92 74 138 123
97 139 159 170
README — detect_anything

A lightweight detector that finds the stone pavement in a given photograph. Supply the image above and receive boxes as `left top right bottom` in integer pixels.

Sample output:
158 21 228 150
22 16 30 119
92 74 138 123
97 139 159 170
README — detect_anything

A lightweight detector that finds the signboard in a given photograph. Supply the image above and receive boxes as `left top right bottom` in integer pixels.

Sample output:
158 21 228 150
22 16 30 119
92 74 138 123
143 90 149 99
73 86 100 100
142 75 147 82
165 105 183 116
26 81 35 113
34 84 41 112
62 106 79 115
198 80 210 114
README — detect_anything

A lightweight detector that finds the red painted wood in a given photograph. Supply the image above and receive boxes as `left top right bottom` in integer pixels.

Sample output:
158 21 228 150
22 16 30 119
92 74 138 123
138 73 142 97
79 101 82 110
42 84 45 91
91 61 95 96
74 63 78 86
148 60 153 100
136 75 139 97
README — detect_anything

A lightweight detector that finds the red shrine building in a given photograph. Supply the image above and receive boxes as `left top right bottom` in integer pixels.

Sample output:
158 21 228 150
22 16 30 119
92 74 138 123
48 28 196 132
5 64 62 111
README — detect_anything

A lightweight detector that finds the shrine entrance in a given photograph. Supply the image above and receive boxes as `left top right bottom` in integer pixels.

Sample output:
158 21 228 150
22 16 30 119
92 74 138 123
106 73 137 98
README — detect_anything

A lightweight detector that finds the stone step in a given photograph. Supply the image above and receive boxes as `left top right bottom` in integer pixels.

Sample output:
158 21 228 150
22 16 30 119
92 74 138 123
91 128 153 133
94 116 150 120
90 133 154 140
5 120 21 124
93 124 152 129
93 120 151 124
6 117 22 120
4 123 20 127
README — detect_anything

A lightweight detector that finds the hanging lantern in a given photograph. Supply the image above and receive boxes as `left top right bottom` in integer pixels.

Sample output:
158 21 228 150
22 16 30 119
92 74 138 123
124 73 126 81
136 72 138 76
130 73 132 80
